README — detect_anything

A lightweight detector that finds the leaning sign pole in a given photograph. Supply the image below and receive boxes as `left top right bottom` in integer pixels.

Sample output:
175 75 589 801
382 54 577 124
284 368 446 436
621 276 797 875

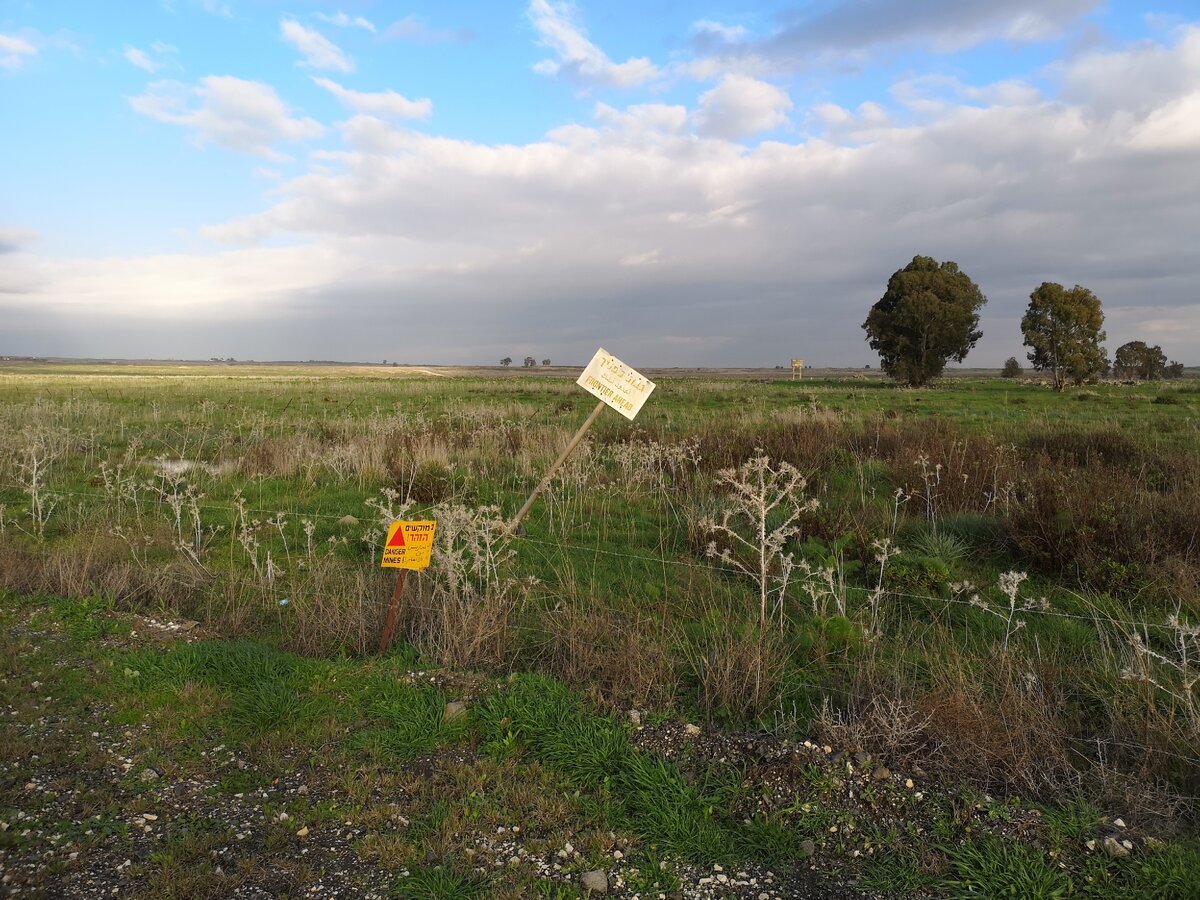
508 347 655 534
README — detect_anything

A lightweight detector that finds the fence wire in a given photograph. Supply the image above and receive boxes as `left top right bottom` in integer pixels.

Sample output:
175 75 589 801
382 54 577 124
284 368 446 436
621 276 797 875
2 480 1199 776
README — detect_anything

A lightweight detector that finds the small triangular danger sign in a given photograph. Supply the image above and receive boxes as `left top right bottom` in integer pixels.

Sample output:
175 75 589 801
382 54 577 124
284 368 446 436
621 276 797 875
386 525 406 548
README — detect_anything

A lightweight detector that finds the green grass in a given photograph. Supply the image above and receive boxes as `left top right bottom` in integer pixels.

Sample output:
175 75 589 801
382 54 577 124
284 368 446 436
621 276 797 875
940 837 1074 898
5 588 1200 898
396 867 486 900
2 363 1199 863
477 672 740 862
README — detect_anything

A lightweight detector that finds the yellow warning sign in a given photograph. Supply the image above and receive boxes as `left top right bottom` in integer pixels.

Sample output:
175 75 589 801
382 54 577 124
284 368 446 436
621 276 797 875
380 520 437 570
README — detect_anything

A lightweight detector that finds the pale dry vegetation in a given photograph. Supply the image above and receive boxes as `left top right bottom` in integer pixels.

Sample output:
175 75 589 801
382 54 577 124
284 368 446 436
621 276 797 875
1 367 1198 831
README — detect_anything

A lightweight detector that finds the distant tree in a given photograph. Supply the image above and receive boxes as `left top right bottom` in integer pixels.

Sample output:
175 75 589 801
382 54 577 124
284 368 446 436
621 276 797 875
1113 340 1167 380
862 255 986 386
500 357 512 366
523 356 536 367
542 358 551 366
1165 361 1185 379
1001 357 1022 378
1021 283 1107 390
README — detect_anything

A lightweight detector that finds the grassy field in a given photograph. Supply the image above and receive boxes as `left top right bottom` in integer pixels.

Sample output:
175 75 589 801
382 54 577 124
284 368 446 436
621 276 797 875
1 362 1198 897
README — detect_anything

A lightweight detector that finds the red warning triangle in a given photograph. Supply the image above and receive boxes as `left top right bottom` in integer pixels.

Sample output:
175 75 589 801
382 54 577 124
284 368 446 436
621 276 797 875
386 525 406 548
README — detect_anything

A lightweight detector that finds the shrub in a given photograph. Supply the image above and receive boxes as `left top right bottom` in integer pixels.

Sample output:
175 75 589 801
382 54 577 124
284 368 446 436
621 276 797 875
405 504 522 669
884 555 951 595
1001 357 1023 378
937 512 1012 559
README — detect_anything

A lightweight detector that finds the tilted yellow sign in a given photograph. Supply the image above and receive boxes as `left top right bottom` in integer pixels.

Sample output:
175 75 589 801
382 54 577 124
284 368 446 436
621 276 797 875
380 520 437 570
576 347 656 421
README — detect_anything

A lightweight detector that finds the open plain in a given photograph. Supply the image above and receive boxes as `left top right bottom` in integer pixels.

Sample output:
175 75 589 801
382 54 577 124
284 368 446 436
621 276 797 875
2 360 1198 898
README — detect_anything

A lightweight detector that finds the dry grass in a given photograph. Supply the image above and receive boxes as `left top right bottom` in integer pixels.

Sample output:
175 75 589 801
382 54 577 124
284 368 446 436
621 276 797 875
0 536 201 614
538 602 681 710
686 621 789 724
402 581 520 671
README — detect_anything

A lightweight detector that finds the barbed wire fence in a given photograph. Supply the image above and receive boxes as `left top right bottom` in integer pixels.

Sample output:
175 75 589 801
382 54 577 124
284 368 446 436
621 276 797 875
2 479 1199 790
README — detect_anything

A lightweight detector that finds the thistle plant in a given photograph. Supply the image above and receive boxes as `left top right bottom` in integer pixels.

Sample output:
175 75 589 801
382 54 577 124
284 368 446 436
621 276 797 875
698 450 818 627
914 452 942 523
608 436 702 493
427 503 518 606
1121 611 1200 734
16 427 62 539
863 537 900 639
957 570 1048 650
363 487 414 554
796 557 847 619
233 491 263 576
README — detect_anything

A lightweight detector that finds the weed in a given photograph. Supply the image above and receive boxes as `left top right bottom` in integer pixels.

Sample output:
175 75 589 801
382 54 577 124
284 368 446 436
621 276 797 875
697 450 818 626
397 867 486 900
859 850 932 893
408 503 522 669
686 620 787 724
941 836 1072 897
476 673 736 861
907 527 970 567
540 604 680 710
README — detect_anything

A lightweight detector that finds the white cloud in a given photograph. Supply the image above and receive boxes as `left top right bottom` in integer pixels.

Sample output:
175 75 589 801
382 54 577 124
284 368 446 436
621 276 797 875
315 11 375 32
124 46 161 73
528 0 660 88
694 74 792 139
312 77 432 120
693 20 749 44
130 76 325 159
198 0 232 17
1058 26 1200 116
186 27 1200 364
795 0 1098 52
280 19 354 73
0 32 37 71
1 245 346 326
383 15 472 44
0 227 39 254
10 26 1200 366
676 52 778 82
1128 90 1200 152
620 249 661 266
695 0 1102 75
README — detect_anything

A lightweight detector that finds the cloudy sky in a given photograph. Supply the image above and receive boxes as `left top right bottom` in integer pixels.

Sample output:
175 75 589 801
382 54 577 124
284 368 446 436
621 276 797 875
2 1 1198 367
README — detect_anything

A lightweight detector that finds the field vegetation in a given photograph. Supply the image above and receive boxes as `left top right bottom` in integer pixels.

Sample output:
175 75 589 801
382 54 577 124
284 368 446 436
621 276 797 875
2 361 1199 896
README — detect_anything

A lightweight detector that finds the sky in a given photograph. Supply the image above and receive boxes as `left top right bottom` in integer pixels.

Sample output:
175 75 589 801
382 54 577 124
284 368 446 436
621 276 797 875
1 1 1198 368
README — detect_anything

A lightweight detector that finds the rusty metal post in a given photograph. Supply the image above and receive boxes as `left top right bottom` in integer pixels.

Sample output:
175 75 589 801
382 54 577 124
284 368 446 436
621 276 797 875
377 568 409 654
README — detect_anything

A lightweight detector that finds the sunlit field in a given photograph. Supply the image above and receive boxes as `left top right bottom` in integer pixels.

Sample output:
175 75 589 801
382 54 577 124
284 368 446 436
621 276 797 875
3 361 1199 897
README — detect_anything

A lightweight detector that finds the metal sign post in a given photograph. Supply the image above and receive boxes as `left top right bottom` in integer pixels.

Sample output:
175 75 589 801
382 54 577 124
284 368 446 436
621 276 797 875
377 519 437 653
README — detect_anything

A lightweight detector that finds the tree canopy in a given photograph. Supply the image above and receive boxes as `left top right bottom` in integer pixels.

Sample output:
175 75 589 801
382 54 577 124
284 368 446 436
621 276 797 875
862 255 986 386
1113 340 1167 381
1020 283 1107 390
